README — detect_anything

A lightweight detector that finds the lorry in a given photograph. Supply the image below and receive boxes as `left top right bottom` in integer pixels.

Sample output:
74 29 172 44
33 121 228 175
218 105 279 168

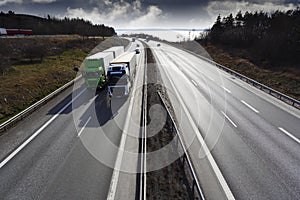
0 28 33 36
0 28 7 35
103 46 124 59
83 52 114 89
107 52 137 98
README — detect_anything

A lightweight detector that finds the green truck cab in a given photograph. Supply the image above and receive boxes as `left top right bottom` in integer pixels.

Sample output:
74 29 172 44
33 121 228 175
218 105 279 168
83 52 114 89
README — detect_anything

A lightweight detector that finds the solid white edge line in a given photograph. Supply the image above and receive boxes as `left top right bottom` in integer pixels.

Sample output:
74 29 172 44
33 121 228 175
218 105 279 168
222 87 232 94
107 50 144 200
143 109 147 200
221 111 237 128
191 79 198 86
143 74 147 200
278 127 300 144
77 116 91 137
155 51 235 200
241 100 260 113
0 88 86 169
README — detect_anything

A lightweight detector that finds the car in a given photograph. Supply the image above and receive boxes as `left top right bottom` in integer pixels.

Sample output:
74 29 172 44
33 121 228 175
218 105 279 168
136 44 140 47
135 49 140 54
157 43 161 47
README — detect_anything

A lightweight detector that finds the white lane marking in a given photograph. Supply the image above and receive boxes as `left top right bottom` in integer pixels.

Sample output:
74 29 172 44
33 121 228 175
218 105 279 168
278 127 300 144
191 80 198 86
0 88 86 169
156 53 236 200
222 87 232 94
221 111 237 128
207 76 215 82
77 117 91 137
107 51 144 200
241 100 260 113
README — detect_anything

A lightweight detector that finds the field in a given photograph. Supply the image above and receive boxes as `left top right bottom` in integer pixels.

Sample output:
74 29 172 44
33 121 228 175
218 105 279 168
0 36 129 123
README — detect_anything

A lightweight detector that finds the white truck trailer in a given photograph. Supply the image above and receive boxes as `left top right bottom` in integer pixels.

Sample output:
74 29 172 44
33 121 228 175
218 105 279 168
103 46 124 59
107 52 137 98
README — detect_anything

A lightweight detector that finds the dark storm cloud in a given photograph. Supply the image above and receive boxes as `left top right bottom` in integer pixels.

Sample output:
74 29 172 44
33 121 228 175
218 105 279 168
1 0 299 28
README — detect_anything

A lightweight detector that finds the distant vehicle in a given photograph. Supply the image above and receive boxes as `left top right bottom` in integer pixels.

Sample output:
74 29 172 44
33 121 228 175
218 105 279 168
107 52 137 98
136 44 140 47
145 36 150 42
132 38 135 42
135 49 140 54
0 28 33 36
0 28 6 35
157 43 161 47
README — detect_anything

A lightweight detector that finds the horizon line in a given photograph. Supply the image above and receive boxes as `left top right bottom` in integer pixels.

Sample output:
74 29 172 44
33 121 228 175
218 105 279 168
115 28 210 32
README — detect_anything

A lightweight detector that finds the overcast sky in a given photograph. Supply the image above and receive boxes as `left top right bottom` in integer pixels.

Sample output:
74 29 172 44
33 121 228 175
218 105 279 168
0 0 299 29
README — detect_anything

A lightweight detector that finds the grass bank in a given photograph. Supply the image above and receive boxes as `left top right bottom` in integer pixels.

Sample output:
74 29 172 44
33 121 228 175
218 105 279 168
0 37 129 123
197 42 300 101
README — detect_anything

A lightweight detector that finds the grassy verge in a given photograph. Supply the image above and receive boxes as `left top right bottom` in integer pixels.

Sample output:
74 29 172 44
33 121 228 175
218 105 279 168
0 49 82 123
0 37 129 124
198 43 300 101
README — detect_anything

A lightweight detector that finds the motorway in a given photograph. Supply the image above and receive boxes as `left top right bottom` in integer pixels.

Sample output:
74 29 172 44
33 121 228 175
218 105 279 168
0 37 299 200
149 40 300 200
0 40 145 199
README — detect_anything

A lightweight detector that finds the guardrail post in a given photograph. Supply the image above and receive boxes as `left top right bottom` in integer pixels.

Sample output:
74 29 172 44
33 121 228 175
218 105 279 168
192 180 196 199
182 156 186 166
176 133 179 149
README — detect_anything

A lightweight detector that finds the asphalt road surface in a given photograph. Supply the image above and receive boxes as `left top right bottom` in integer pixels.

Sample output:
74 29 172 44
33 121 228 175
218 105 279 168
148 40 300 200
1 38 299 200
0 40 145 200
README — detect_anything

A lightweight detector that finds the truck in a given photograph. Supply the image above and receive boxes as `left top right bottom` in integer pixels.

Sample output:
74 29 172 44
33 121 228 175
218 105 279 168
0 28 7 35
83 52 114 89
107 52 137 98
0 28 33 36
103 46 124 58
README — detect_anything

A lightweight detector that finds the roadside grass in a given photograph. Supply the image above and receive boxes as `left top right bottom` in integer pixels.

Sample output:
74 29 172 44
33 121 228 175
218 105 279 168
0 49 82 123
200 44 300 101
0 37 129 124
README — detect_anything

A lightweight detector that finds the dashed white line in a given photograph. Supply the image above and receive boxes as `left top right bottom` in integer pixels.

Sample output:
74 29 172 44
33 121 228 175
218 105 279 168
0 88 87 169
222 87 232 94
241 100 260 113
207 76 215 82
77 116 91 137
278 127 300 144
221 111 237 128
155 50 236 200
191 80 198 86
107 55 144 200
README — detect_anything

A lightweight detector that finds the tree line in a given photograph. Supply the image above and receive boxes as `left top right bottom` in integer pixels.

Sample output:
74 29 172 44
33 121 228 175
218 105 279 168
200 8 300 68
0 11 116 37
